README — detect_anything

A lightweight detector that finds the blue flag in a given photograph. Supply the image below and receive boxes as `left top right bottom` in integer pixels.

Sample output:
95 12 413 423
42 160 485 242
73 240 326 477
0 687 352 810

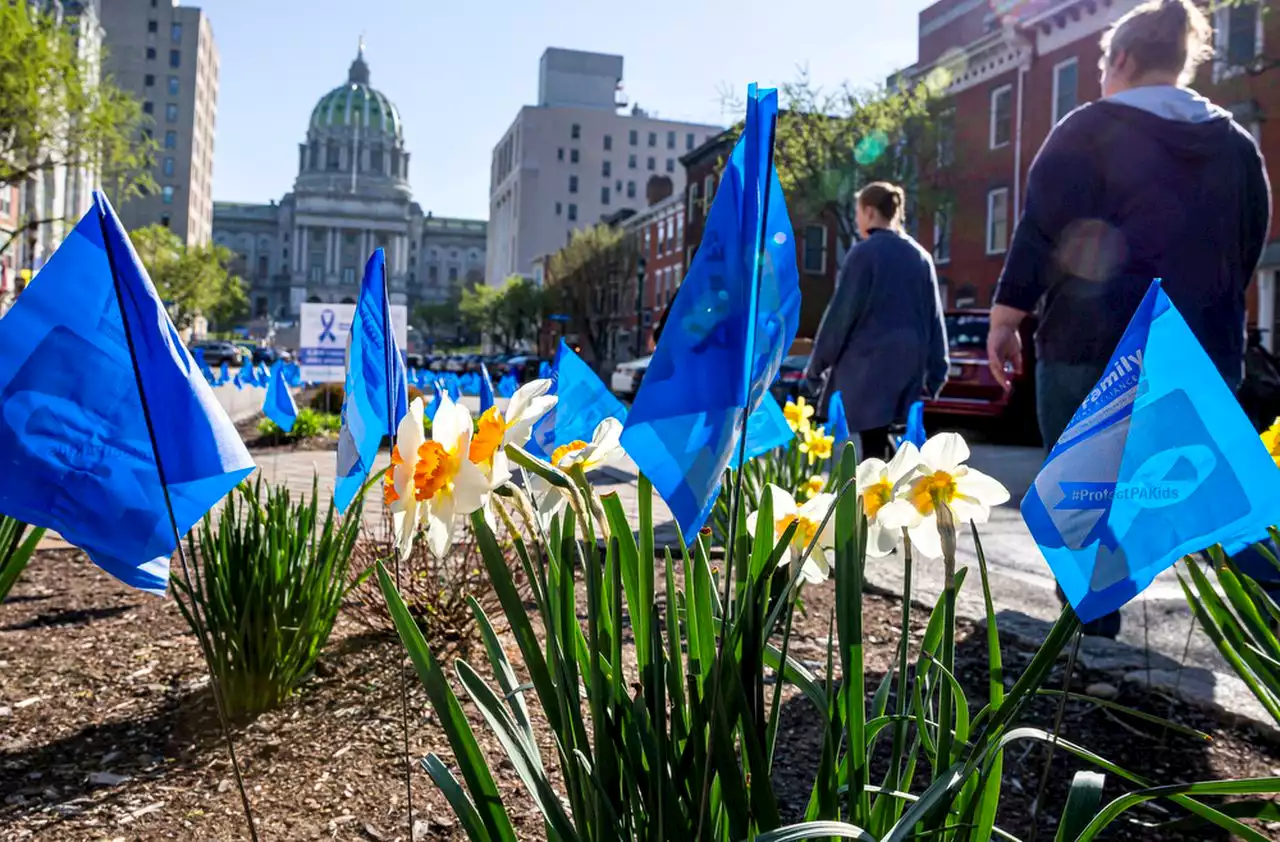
335 249 408 513
733 394 795 468
425 378 445 423
1023 280 1280 622
904 400 927 448
218 361 230 386
828 390 851 444
621 85 800 541
284 362 302 388
498 372 518 398
479 364 497 413
263 361 298 433
528 340 627 461
444 373 462 402
0 193 254 594
538 360 552 379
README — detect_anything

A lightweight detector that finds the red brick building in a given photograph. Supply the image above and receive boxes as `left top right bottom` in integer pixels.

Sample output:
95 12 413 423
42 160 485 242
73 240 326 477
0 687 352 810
905 0 1280 344
0 184 20 314
622 190 684 354
680 130 842 338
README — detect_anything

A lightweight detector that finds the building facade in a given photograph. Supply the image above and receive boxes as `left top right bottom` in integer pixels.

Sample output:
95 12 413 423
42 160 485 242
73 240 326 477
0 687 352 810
486 48 722 285
100 0 218 244
904 0 1280 336
211 46 485 335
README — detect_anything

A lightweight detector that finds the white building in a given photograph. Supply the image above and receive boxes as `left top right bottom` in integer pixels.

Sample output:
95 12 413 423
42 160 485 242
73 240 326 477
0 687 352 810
486 48 721 285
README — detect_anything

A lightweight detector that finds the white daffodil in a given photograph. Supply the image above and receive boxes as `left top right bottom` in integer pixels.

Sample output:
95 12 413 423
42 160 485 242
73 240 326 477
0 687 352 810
877 433 1009 559
384 396 490 559
746 484 836 585
480 378 558 449
529 417 626 522
856 441 925 558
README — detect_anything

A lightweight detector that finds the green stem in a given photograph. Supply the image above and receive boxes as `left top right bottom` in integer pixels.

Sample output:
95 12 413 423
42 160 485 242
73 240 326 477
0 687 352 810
886 529 914 817
935 500 958 782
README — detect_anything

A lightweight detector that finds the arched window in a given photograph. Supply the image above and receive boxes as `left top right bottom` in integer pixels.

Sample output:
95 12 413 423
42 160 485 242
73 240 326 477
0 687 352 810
370 146 383 173
326 141 340 170
309 142 319 170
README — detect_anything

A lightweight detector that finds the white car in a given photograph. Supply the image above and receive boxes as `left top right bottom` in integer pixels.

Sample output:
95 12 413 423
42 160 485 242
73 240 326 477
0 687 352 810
611 355 651 399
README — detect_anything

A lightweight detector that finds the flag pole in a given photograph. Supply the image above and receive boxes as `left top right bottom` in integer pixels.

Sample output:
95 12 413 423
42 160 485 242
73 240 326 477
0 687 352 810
696 103 779 836
381 252 416 833
96 205 260 842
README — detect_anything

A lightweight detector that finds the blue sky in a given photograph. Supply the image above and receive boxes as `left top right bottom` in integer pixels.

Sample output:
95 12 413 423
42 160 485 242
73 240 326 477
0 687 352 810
198 0 922 219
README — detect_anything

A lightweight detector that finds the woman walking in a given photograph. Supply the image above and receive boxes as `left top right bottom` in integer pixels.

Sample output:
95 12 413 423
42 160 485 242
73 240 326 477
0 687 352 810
806 182 950 461
987 0 1272 637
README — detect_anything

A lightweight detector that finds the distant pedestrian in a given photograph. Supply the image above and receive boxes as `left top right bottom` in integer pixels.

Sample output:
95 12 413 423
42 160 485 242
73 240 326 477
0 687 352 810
806 182 949 461
987 0 1271 637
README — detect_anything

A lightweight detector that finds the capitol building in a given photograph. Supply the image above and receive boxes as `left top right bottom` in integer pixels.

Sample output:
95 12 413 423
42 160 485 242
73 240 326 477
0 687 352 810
213 45 485 328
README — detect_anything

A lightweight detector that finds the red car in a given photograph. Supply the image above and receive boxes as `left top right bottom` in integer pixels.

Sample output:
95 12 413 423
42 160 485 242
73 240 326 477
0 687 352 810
924 309 1039 444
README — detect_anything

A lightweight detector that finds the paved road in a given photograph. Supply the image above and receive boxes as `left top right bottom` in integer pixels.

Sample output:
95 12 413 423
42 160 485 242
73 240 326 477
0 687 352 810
220 390 1273 729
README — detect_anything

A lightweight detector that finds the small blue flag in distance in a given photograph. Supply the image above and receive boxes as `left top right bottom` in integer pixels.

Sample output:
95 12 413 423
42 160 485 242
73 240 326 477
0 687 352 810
1023 280 1280 622
621 85 801 541
0 193 255 594
263 361 299 433
498 371 519 398
335 248 408 513
479 364 497 413
528 340 627 461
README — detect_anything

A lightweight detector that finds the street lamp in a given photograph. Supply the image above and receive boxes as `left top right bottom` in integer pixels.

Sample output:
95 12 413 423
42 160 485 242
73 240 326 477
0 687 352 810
633 254 646 359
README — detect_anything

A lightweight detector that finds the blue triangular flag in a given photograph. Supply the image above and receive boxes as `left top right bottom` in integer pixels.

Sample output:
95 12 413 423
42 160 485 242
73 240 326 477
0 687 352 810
538 360 552 379
732 394 795 468
621 85 800 542
498 371 518 398
425 378 445 422
218 361 230 386
828 390 851 444
335 249 408 513
1023 280 1280 623
904 400 927 448
528 340 627 461
0 193 255 594
479 364 496 413
284 362 302 388
263 361 298 433
445 373 462 403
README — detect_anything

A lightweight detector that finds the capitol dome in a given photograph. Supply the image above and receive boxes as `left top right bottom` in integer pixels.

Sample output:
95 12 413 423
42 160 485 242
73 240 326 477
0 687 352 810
308 47 403 140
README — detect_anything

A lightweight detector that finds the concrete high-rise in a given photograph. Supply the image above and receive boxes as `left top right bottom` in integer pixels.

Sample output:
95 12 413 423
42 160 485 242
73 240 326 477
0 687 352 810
100 0 218 244
486 48 722 285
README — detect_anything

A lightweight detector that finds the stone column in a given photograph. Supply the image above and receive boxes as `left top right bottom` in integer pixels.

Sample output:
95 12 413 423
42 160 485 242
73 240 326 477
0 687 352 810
326 228 337 276
292 225 301 273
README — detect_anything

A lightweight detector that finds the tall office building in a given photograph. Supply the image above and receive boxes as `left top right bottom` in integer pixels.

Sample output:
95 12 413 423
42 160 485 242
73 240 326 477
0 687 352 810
486 48 722 285
100 0 218 244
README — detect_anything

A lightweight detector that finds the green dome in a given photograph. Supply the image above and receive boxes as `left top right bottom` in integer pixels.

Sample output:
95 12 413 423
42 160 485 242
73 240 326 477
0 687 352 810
308 47 402 138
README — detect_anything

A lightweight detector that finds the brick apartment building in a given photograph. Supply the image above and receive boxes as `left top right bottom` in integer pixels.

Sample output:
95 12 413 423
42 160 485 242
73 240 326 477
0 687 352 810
680 129 841 339
904 0 1280 345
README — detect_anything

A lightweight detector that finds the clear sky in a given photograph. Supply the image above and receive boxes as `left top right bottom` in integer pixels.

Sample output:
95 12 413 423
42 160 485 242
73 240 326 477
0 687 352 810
198 0 923 220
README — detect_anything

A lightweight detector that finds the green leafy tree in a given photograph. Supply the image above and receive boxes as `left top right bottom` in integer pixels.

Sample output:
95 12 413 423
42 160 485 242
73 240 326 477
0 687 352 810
459 283 503 347
545 224 635 367
494 275 544 353
0 2 155 255
413 294 462 347
130 224 247 331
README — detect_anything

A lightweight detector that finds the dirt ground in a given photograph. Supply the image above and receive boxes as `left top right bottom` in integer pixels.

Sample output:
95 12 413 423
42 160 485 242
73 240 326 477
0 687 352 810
3 547 1279 841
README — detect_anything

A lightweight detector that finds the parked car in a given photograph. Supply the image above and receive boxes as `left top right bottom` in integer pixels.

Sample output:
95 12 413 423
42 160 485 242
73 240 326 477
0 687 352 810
189 340 240 367
770 354 814 406
611 355 651 400
924 309 1039 443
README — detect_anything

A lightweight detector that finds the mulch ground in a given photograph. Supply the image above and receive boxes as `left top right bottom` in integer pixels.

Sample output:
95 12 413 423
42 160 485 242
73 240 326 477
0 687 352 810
3 547 1279 841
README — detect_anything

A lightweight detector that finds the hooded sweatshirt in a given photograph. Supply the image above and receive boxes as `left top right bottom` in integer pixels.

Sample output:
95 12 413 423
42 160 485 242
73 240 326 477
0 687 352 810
994 86 1271 379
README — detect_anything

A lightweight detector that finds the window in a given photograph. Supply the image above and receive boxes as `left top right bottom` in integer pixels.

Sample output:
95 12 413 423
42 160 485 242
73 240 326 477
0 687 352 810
144 73 155 87
1218 2 1261 70
667 130 676 149
802 225 827 274
665 158 675 173
629 129 638 146
628 154 637 169
169 49 181 68
604 134 613 151
648 131 657 147
160 213 170 228
602 160 611 178
568 203 578 221
704 174 716 203
428 265 438 283
657 222 665 255
627 181 636 199
601 186 611 205
571 123 581 140
143 101 155 115
688 183 700 218
171 22 182 42
986 188 1009 254
168 75 179 95
448 267 458 282
166 103 178 123
558 147 564 161
163 156 174 177
147 19 157 32
615 179 622 193
341 267 356 284
555 201 562 216
164 130 177 149
643 228 651 254
989 84 1013 149
936 107 955 167
570 148 579 164
1052 58 1079 125
569 175 578 194
686 132 695 151
647 156 656 171
146 47 156 60
933 206 952 264
161 185 175 204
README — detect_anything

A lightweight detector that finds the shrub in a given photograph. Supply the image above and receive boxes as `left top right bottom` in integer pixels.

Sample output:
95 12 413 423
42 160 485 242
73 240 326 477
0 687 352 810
256 409 339 443
174 478 364 719
0 515 45 602
309 382 345 413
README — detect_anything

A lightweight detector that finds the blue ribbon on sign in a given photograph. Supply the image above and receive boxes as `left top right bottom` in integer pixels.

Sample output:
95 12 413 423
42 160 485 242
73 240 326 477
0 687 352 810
319 309 337 342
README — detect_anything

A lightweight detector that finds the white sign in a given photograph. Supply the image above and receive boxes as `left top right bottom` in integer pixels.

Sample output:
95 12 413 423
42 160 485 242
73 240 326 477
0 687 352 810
298 302 408 384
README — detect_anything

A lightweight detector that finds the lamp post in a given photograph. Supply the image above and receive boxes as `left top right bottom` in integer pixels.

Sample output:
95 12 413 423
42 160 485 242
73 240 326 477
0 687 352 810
633 254 647 359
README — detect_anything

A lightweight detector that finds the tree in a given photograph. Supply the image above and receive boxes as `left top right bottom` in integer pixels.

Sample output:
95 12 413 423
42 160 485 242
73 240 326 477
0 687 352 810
0 2 155 255
413 295 461 347
494 276 544 353
459 283 502 347
130 225 247 331
544 224 636 368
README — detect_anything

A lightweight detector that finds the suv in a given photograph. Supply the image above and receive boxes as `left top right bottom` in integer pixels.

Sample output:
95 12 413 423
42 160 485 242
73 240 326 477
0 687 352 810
189 340 240 366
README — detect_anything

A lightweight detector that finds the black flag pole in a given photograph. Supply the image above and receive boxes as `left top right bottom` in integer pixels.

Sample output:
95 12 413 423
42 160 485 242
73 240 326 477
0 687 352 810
381 251 415 833
97 205 260 842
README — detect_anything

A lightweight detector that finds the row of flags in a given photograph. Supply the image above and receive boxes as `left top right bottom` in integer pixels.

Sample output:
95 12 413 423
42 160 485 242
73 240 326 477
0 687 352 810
0 82 1277 632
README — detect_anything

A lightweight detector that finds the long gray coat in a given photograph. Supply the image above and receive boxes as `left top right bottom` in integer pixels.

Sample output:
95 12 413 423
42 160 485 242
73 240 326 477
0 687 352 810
807 228 949 433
